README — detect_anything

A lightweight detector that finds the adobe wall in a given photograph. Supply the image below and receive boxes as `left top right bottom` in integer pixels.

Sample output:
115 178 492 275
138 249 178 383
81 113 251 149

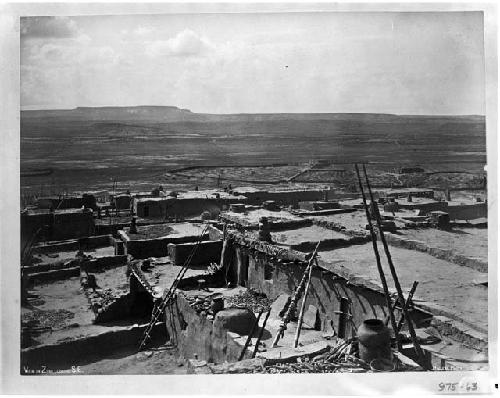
397 201 449 213
238 247 390 339
135 197 244 219
241 190 327 206
32 234 113 254
164 294 245 364
123 234 209 259
36 195 97 210
21 210 95 243
25 255 128 283
51 210 95 240
219 233 430 339
289 235 370 252
21 323 165 370
219 214 312 231
112 194 132 210
447 203 487 220
168 240 222 266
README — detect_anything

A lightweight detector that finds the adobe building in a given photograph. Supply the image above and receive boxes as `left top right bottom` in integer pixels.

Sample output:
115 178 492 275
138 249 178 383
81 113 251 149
21 208 95 244
133 190 246 219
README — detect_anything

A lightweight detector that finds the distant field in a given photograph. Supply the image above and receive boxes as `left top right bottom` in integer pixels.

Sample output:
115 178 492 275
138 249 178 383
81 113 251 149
20 109 486 196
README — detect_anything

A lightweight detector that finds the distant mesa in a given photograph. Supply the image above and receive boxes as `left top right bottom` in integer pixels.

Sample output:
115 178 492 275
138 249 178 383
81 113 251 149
20 106 486 124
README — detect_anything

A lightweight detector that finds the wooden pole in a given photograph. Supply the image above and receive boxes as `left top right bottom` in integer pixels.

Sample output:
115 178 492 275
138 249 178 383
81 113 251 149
337 297 350 339
354 164 401 351
252 310 271 358
362 164 429 369
239 310 263 361
271 241 321 348
385 281 418 327
396 281 419 334
293 257 316 347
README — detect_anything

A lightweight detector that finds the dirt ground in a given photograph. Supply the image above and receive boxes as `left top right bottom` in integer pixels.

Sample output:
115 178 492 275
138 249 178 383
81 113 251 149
398 227 488 262
22 266 135 346
78 344 188 375
319 243 488 332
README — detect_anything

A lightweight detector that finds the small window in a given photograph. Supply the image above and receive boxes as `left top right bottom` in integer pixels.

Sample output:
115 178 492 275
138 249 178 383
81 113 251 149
143 205 149 217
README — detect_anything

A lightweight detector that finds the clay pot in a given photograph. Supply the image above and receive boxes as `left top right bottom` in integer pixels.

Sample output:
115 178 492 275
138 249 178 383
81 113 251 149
357 319 393 365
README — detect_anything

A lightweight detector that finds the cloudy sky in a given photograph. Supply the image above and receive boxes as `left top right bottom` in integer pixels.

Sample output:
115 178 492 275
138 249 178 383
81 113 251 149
20 12 485 115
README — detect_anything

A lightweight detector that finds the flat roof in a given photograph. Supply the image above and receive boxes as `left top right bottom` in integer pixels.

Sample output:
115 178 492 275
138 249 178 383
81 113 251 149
24 208 90 216
123 222 206 240
134 190 245 203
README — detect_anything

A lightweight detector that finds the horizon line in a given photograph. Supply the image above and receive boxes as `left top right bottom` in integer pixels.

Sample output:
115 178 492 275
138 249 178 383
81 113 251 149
20 105 486 118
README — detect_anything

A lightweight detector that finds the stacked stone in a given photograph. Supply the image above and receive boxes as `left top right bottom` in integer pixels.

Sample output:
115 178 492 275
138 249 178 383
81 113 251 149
184 295 224 320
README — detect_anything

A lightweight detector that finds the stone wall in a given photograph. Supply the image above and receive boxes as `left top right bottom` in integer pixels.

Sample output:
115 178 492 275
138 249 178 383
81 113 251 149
164 294 244 364
21 323 165 370
123 234 209 259
134 197 243 219
290 235 370 252
21 209 95 243
238 189 327 206
167 240 222 266
447 203 487 220
219 234 432 340
32 234 113 254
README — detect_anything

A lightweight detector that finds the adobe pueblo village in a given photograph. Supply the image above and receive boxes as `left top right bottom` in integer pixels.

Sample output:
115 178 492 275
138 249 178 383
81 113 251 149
21 150 488 374
19 12 489 378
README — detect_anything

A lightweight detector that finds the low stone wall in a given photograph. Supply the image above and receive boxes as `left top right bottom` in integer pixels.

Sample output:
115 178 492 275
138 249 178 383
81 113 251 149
164 294 245 364
21 323 165 370
24 255 128 279
84 255 129 272
32 234 113 254
220 214 312 231
290 235 370 252
239 189 327 206
28 267 80 284
384 233 487 273
124 234 209 259
167 240 222 266
447 203 487 220
312 219 369 238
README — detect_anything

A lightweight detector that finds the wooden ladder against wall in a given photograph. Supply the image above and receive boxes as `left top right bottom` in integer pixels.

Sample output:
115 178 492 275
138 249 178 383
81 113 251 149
138 224 209 351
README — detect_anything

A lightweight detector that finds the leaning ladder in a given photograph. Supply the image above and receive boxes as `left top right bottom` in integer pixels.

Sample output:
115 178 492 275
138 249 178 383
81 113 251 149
271 241 321 348
138 224 209 351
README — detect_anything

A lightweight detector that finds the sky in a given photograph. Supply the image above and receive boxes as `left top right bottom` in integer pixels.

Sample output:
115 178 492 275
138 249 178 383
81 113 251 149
20 12 485 115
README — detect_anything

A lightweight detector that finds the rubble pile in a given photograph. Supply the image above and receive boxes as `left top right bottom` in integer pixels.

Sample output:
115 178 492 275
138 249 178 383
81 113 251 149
185 295 215 318
22 308 75 330
225 289 271 313
257 342 369 374
251 338 416 374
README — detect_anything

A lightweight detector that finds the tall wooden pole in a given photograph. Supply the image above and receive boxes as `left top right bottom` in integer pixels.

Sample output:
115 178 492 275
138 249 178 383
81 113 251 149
354 164 401 351
362 164 429 369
